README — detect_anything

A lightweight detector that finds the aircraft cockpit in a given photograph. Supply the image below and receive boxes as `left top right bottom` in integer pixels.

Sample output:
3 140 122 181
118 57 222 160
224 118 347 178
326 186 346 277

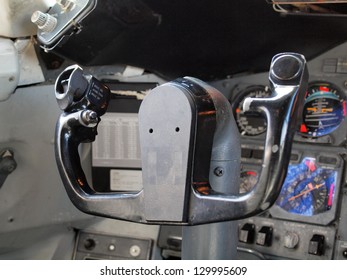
1 0 347 262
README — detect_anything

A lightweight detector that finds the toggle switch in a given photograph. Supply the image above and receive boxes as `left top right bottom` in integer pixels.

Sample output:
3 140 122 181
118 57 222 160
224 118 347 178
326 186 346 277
239 223 255 244
256 226 273 246
308 234 325 256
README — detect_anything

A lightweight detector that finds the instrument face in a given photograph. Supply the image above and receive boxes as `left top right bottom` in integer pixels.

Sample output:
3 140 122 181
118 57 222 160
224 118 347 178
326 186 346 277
300 82 346 138
233 86 271 136
275 157 337 216
240 170 258 193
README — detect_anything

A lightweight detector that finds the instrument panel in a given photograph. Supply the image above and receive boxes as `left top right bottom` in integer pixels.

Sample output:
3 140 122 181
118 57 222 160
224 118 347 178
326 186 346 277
230 79 346 226
277 158 336 216
233 146 343 260
240 151 342 225
214 55 347 259
231 80 345 226
231 81 347 143
270 153 342 225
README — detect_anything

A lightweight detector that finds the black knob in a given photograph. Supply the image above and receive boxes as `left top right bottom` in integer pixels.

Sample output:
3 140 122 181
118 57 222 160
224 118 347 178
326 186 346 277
256 226 273 246
239 223 255 244
283 231 299 249
308 234 325 256
271 55 302 81
83 238 96 251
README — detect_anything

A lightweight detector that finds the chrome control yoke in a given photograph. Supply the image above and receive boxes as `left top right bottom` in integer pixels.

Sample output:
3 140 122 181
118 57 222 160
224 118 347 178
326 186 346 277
54 53 308 225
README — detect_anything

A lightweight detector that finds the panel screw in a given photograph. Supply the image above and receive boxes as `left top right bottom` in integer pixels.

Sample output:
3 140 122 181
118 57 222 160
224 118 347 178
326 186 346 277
214 167 224 177
343 249 347 259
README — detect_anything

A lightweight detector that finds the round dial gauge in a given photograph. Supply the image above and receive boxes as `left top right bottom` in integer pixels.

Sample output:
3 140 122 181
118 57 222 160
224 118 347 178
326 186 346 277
233 85 271 136
276 158 337 216
240 170 258 194
300 82 346 137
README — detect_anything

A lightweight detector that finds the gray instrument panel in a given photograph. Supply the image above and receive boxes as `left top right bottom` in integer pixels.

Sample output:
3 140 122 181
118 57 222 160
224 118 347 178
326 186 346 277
211 43 347 260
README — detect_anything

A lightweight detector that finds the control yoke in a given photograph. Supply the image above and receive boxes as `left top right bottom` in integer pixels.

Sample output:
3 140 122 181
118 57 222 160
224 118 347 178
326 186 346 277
55 53 308 225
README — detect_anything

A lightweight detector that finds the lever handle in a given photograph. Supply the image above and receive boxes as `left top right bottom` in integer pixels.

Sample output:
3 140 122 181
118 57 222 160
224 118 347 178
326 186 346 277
188 53 308 224
246 53 308 208
54 65 145 222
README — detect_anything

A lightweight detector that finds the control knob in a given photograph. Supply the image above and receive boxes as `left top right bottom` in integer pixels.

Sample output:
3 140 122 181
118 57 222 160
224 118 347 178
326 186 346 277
283 231 299 249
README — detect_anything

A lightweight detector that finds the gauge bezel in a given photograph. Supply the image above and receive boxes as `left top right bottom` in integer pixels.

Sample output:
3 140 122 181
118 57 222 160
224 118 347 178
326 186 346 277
231 85 271 137
269 151 343 225
298 81 347 139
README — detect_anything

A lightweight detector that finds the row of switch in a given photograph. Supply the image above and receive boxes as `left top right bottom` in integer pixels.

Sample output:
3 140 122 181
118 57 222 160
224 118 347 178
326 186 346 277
239 223 273 246
239 223 326 256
